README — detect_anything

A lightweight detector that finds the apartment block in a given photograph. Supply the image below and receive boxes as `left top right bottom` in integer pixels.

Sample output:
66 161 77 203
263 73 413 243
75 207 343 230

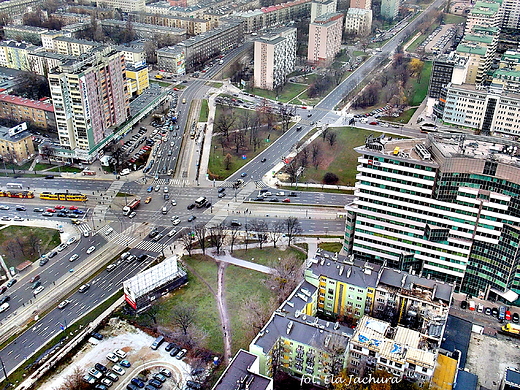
27 51 76 76
100 20 186 42
96 0 145 13
157 46 186 74
237 0 311 33
310 0 337 22
0 123 35 163
48 46 129 161
456 43 491 85
114 44 147 67
344 8 373 36
134 13 211 35
344 133 520 303
0 41 39 71
3 25 47 45
51 37 102 57
307 12 343 66
254 27 296 90
380 0 399 21
500 50 520 70
249 281 353 383
501 0 520 30
348 316 436 385
304 251 452 345
0 93 56 130
212 350 273 390
126 64 149 96
41 30 72 51
350 0 371 9
0 0 42 16
464 0 502 35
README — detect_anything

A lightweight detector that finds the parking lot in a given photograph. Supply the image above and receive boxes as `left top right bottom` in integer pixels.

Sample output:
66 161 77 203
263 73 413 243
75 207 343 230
43 319 198 390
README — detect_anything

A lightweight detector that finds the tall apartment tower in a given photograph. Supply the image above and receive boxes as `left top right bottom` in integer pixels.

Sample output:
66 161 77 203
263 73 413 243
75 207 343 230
501 0 520 30
310 0 337 22
253 27 297 91
350 0 371 10
344 133 520 304
307 12 344 66
48 46 129 161
380 0 399 20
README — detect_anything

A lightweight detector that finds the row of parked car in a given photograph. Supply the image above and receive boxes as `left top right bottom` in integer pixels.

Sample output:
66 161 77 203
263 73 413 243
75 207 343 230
461 301 519 322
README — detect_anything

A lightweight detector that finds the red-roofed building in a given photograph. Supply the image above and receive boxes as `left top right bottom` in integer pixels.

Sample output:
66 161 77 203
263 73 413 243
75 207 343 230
0 94 56 130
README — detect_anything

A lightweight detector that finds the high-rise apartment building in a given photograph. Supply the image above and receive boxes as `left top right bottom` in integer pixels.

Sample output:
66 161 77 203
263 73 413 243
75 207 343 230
344 133 520 303
307 12 343 66
464 0 502 35
344 8 372 36
501 0 520 30
310 0 337 22
380 0 399 20
48 46 129 161
253 27 296 91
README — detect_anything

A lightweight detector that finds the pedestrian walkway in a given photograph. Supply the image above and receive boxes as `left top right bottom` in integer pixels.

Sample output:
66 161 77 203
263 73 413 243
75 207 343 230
151 178 190 187
76 223 92 235
133 240 168 253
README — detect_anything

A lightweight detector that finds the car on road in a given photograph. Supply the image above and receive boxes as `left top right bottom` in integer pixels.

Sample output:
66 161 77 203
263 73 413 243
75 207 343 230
112 364 125 375
369 121 379 125
106 264 117 272
55 205 65 210
261 158 266 163
1 216 11 221
154 185 160 192
15 205 26 211
152 233 164 242
167 229 177 237
172 218 181 225
187 203 195 210
147 186 153 193
0 296 9 305
57 243 68 252
34 285 45 294
107 353 119 363
29 275 40 283
230 220 241 227
218 187 225 193
176 349 187 360
33 208 44 212
163 187 168 193
138 254 148 262
42 212 53 217
129 211 137 218
7 278 17 287
91 332 103 340
218 192 225 198
513 313 520 323
485 307 492 315
78 283 90 293
240 172 247 177
86 246 96 254
296 126 302 131
283 198 291 203
149 229 159 238
39 257 49 266
48 251 57 258
0 205 9 210
171 199 176 206
105 227 114 236
58 299 71 309
506 310 512 321
119 360 131 368
145 197 152 204
67 236 77 245
46 208 55 213
187 215 196 222
253 197 264 201
1 303 11 313
13 216 24 221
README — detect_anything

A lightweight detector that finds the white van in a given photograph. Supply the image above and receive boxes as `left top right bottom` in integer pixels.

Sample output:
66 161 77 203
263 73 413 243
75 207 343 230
477 303 484 313
469 300 476 311
162 206 168 214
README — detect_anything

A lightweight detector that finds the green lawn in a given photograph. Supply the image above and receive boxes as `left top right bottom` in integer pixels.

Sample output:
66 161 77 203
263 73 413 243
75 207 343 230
381 108 418 124
407 61 432 106
199 99 209 122
406 34 427 52
318 242 343 253
225 265 275 354
33 163 54 171
286 127 382 186
0 226 61 269
232 247 307 267
443 14 467 24
49 166 82 173
246 83 308 103
156 255 223 353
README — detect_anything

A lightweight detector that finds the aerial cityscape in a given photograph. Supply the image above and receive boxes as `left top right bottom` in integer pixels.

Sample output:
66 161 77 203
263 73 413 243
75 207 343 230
0 0 518 388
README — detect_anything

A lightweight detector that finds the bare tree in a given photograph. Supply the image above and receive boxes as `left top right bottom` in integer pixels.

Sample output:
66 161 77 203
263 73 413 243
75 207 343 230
284 217 302 246
327 131 337 147
181 231 194 256
208 223 227 255
311 143 321 169
270 255 302 303
268 221 285 248
215 108 236 141
53 366 89 390
278 104 295 134
243 296 276 339
248 219 269 249
171 304 195 336
193 224 207 255
227 223 241 253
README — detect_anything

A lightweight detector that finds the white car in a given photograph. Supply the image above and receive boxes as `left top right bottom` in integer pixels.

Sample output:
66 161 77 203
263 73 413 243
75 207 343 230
83 231 90 237
67 236 77 245
58 299 71 309
113 349 127 359
120 168 131 176
88 369 103 379
0 302 9 313
34 285 45 295
128 211 137 219
106 264 117 272
163 187 169 193
112 365 125 376
101 378 113 387
168 229 177 237
69 254 79 262
106 352 119 363
86 246 96 254
276 192 285 196
105 227 114 236
171 199 177 206
172 217 181 226
57 243 68 252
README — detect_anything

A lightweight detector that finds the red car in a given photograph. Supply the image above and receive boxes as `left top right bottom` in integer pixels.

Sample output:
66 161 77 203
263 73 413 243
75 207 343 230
55 205 65 210
369 121 379 125
69 206 78 210
301 106 307 109
283 198 291 203
46 208 55 213
173 88 179 91
506 310 512 321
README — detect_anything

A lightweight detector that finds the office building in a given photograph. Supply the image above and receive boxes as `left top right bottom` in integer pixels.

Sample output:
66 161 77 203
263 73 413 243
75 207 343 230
380 0 399 21
310 0 337 22
212 350 273 390
307 12 343 66
48 46 129 162
348 316 436 385
253 27 296 90
429 52 469 99
344 133 520 303
0 123 35 163
0 94 55 130
344 8 373 36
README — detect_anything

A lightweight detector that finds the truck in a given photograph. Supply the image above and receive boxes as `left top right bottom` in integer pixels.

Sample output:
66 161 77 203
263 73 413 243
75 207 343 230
123 199 140 216
500 323 520 337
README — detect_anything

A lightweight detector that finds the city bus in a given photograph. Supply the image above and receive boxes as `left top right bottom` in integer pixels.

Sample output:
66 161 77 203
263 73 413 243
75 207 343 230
6 183 23 190
195 197 207 208
420 123 438 133
40 192 88 202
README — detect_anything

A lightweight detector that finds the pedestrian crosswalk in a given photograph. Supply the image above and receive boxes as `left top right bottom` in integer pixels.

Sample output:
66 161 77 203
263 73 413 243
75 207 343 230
133 240 169 253
254 180 269 188
109 233 139 248
151 178 190 187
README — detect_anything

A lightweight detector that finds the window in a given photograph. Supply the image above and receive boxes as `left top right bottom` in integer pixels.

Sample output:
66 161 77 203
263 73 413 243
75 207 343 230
380 357 387 364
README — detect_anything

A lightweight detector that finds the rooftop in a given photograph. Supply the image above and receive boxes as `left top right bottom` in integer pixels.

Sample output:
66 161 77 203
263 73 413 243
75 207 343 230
3 25 48 32
456 43 488 56
463 34 494 45
469 0 500 15
313 11 343 24
212 350 272 390
0 93 54 112
0 125 33 143
506 368 520 386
